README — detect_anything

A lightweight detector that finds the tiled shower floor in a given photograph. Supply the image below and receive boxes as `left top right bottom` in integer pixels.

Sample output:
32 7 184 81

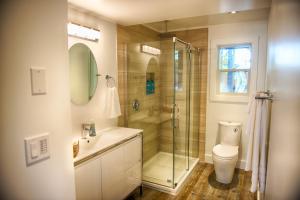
143 152 198 187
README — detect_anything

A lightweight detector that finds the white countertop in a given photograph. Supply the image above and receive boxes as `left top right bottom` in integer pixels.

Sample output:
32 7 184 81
73 127 143 165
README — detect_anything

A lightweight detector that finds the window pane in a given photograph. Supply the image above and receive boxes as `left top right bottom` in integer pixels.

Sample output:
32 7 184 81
219 71 249 93
219 45 251 70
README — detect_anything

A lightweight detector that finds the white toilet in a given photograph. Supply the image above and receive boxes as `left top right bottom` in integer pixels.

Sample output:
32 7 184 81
212 121 241 184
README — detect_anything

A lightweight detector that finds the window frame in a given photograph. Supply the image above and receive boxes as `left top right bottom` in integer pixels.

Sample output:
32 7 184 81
217 43 252 95
209 37 259 103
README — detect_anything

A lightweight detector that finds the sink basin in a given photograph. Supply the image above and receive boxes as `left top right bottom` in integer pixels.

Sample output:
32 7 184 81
79 133 122 154
73 127 143 163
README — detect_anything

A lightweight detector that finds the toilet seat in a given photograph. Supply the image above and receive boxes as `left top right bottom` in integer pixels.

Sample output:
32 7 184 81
213 144 238 160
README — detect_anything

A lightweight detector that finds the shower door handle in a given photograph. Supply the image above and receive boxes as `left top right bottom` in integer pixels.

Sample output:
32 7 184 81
174 118 179 129
172 104 180 117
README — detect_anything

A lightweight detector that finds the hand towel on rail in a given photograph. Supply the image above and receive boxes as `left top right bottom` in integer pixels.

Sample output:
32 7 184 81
104 86 121 119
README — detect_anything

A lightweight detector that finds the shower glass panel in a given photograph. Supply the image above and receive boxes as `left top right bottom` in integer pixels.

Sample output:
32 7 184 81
189 47 200 166
173 39 190 186
125 37 200 190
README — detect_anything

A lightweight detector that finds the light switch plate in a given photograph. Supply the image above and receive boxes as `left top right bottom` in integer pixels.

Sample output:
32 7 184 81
30 142 39 158
30 67 47 95
25 133 50 166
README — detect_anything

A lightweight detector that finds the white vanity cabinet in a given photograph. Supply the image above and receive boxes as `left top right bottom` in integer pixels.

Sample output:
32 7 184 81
74 134 142 200
123 137 142 196
75 157 102 200
101 145 126 200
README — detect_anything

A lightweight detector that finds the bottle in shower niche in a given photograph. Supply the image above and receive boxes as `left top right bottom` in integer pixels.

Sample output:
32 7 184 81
150 79 155 94
146 79 151 95
146 72 155 95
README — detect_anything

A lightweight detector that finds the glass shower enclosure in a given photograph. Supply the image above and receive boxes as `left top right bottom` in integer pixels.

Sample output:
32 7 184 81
125 37 200 192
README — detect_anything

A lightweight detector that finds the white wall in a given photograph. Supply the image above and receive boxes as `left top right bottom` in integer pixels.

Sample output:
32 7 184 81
0 1 76 199
265 0 300 199
205 21 268 168
68 7 118 139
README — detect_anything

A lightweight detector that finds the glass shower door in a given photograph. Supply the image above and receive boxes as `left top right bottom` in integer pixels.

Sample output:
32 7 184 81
188 47 200 168
172 38 191 187
124 37 199 190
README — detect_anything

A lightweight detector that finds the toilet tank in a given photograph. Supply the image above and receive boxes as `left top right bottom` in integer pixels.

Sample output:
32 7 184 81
219 121 241 146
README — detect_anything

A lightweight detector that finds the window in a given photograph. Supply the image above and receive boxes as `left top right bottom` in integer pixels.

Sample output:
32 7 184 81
218 44 251 94
210 37 259 103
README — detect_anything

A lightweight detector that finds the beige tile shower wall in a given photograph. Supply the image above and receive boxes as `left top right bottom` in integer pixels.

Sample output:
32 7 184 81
159 38 199 158
159 39 175 154
117 25 160 126
117 25 161 162
190 49 201 158
127 43 161 162
160 29 208 161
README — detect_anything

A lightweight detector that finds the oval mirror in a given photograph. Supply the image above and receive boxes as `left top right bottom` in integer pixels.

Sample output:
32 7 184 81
69 43 98 105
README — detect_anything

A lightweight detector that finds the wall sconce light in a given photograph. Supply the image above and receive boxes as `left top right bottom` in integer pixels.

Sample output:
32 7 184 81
68 22 100 42
141 45 161 55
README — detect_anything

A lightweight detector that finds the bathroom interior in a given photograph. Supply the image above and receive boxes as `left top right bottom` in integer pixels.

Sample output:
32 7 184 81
0 0 300 200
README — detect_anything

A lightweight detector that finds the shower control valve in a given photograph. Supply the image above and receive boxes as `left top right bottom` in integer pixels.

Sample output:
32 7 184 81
132 99 140 111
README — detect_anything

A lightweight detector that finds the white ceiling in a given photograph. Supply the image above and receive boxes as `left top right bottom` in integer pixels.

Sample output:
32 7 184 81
145 8 270 32
68 0 271 25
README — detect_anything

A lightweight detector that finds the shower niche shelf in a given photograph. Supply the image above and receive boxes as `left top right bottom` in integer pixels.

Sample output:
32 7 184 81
146 72 155 95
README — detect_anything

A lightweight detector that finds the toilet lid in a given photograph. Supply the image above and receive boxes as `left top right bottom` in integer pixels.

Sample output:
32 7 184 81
213 144 238 158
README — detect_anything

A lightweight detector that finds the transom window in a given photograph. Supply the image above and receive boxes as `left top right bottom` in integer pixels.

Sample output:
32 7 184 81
218 44 251 94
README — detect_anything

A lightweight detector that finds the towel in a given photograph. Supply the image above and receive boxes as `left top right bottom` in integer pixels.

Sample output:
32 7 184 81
245 94 269 193
104 87 121 119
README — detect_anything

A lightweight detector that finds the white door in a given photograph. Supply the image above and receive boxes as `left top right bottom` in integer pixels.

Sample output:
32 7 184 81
75 158 102 200
265 0 300 199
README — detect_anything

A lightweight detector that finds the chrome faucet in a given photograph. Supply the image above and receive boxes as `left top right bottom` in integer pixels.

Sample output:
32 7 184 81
82 122 96 138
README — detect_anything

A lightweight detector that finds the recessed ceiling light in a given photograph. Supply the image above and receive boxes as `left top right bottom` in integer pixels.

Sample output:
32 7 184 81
230 11 237 14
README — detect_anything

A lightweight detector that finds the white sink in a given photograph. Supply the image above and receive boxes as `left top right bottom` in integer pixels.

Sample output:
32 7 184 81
74 127 143 163
79 134 119 153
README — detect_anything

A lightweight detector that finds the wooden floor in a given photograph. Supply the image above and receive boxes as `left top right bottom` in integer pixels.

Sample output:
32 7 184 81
127 163 256 200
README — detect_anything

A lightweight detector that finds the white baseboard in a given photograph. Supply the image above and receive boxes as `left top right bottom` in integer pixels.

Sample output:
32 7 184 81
205 153 246 169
